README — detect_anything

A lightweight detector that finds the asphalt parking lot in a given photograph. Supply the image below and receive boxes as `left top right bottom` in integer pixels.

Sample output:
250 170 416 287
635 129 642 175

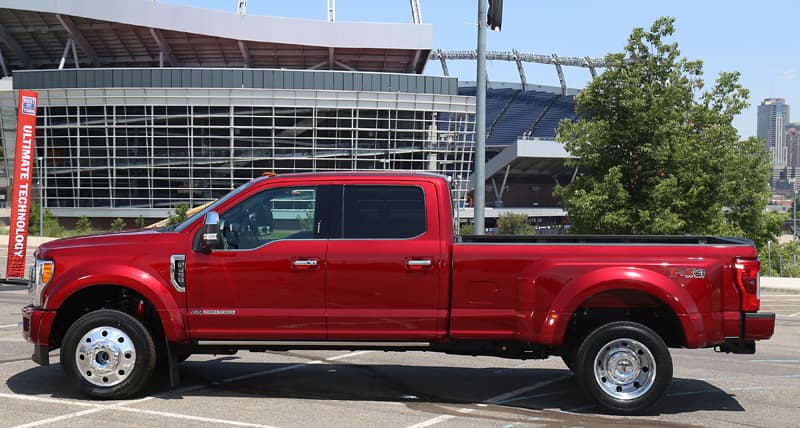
1 286 798 428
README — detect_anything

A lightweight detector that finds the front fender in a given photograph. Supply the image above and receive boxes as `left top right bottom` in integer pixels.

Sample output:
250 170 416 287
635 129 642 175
534 266 704 348
43 263 186 342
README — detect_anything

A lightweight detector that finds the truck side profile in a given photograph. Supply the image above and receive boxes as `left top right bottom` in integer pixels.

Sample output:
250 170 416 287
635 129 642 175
22 172 775 414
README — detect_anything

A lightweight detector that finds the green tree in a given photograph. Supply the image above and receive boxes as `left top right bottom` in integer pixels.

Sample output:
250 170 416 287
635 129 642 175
759 239 800 277
28 203 63 237
135 215 146 229
28 202 41 236
167 203 190 226
75 216 92 234
459 222 474 235
556 17 778 248
497 212 535 235
110 217 127 232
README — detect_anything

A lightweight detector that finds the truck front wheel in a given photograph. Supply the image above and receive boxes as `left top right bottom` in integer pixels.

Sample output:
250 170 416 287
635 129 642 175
575 321 672 415
60 309 156 399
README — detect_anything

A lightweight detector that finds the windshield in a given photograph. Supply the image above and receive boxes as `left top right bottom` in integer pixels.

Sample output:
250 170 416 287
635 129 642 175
171 180 257 232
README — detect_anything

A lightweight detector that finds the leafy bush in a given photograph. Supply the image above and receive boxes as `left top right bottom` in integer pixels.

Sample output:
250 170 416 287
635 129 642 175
135 215 146 229
28 203 64 237
759 240 800 277
167 203 190 226
110 217 127 231
75 216 92 234
497 212 535 235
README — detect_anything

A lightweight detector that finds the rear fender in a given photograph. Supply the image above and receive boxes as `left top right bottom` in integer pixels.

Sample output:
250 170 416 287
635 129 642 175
43 264 186 342
536 267 702 347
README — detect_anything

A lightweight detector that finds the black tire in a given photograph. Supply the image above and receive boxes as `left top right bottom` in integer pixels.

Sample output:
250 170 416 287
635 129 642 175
575 321 672 415
60 309 156 399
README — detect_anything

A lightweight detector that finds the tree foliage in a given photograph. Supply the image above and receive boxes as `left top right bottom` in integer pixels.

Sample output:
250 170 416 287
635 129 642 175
75 216 92 234
110 217 127 232
556 17 778 247
167 203 190 226
497 212 535 235
759 239 800 277
28 203 64 237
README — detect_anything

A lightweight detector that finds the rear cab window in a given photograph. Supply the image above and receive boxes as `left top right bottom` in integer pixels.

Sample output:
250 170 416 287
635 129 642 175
341 185 426 239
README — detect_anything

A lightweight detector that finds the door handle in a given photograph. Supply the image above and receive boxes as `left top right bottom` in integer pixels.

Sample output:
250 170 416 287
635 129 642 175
406 258 433 270
292 259 319 270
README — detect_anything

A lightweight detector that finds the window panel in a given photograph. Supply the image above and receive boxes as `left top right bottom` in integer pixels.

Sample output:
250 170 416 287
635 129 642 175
342 186 425 239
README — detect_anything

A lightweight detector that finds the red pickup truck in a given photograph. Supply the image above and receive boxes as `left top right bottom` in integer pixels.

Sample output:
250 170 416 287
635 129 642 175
22 172 774 414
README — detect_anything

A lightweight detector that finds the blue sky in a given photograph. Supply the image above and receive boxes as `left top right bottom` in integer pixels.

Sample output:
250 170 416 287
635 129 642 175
160 0 799 139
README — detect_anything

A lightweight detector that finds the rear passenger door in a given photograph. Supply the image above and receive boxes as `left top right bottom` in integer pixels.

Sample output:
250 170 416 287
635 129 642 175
325 183 446 340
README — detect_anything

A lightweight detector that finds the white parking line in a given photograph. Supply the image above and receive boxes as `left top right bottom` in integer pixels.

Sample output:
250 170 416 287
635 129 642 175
485 375 571 404
214 361 323 384
667 389 717 397
790 312 800 317
111 405 282 427
0 323 20 328
2 395 154 428
215 351 374 384
406 409 476 428
326 350 373 361
405 374 571 427
4 350 369 428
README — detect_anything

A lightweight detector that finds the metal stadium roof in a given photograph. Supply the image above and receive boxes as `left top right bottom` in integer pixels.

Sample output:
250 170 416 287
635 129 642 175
0 0 432 73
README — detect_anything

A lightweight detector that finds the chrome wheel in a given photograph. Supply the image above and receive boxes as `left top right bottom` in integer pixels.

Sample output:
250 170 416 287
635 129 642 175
593 338 656 400
75 326 136 387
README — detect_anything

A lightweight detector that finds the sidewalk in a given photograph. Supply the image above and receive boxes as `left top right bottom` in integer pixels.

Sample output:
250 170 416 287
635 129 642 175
761 276 800 294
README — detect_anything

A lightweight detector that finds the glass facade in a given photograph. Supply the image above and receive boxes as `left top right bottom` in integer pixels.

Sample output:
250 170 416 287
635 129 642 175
25 88 474 216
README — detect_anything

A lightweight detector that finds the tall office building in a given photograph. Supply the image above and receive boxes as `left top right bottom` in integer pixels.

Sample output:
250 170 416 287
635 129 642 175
757 98 790 166
788 123 800 168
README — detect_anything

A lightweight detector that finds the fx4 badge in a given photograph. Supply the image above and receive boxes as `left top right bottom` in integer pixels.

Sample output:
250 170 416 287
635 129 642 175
670 268 706 279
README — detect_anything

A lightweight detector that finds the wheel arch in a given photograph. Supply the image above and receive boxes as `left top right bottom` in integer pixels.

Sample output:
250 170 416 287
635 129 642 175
49 283 181 351
538 267 700 348
44 264 186 347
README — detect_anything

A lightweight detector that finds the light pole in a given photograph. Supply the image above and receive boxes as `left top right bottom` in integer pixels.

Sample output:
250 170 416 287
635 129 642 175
36 157 43 236
473 0 487 235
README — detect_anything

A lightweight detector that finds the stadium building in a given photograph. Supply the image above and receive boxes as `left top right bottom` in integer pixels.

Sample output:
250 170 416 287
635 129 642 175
0 0 597 227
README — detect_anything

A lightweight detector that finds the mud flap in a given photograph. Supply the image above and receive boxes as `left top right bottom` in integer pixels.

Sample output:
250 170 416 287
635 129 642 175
164 337 181 388
32 345 49 365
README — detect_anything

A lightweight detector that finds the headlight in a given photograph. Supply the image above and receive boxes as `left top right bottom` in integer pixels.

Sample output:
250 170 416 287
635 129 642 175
28 259 54 307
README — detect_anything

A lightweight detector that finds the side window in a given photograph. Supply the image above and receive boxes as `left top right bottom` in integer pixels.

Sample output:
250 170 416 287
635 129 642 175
342 185 426 239
219 186 318 250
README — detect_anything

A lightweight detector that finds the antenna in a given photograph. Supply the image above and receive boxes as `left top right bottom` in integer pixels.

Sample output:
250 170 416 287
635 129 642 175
237 0 247 15
410 0 423 24
327 0 335 22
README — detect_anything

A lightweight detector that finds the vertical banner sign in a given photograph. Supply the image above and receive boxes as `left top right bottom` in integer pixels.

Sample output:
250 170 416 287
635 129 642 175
5 90 38 279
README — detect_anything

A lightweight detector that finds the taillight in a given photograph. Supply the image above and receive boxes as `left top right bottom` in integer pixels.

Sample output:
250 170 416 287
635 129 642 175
734 258 760 312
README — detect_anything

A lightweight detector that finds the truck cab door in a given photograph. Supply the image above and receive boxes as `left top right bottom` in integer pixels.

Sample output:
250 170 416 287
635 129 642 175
185 184 332 339
325 183 447 340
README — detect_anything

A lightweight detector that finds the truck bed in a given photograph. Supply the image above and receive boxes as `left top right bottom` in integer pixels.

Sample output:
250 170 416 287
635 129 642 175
458 234 753 246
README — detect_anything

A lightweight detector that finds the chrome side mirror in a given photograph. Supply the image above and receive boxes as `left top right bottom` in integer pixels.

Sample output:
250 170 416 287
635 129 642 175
202 211 222 251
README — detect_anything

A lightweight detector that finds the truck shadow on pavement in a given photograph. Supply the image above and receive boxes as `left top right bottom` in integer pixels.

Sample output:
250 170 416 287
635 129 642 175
7 355 746 417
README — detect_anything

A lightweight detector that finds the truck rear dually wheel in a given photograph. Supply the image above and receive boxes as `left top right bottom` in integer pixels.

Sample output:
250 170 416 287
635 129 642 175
60 309 156 399
576 321 672 415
